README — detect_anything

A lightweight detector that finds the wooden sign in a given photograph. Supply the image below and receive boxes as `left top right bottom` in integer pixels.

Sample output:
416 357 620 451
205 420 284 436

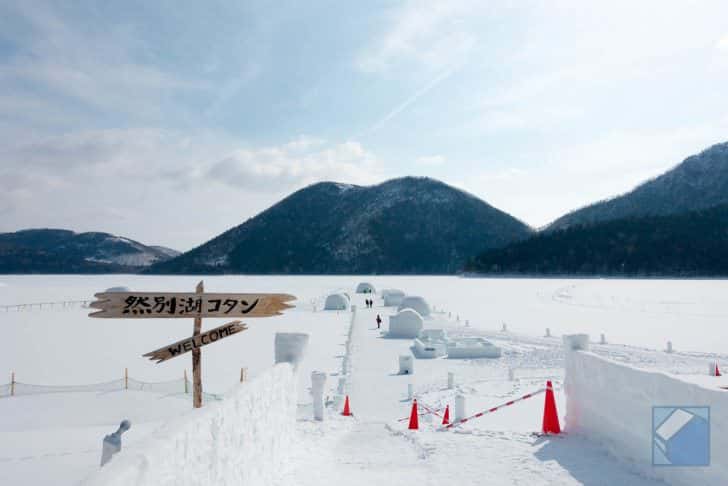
89 281 296 409
143 321 247 363
89 292 294 318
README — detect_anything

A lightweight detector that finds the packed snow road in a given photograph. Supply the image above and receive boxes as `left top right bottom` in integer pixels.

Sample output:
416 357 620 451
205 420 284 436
276 293 674 486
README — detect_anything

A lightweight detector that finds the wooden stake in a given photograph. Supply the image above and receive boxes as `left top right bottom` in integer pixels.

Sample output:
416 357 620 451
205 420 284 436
10 371 15 397
124 368 128 390
240 367 247 383
184 369 189 394
193 281 204 408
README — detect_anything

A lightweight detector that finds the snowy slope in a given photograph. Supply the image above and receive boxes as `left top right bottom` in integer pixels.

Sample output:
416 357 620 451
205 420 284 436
149 177 534 274
549 141 728 230
0 229 179 273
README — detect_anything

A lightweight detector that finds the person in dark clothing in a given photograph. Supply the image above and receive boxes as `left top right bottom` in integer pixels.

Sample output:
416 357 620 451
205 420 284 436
376 314 382 329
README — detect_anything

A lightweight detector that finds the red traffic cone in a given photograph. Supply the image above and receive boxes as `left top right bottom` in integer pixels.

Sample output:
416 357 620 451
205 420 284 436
542 381 561 434
342 395 352 416
716 362 722 377
442 404 450 425
408 399 419 430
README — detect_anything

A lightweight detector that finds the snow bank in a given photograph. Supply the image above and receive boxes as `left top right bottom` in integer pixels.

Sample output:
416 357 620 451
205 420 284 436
446 337 501 359
82 364 296 486
565 348 728 485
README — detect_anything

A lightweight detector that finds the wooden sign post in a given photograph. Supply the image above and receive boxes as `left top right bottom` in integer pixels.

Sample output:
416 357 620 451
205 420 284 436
89 281 295 408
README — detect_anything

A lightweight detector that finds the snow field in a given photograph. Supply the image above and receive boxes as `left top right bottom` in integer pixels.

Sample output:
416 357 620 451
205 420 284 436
3 275 728 485
0 391 190 485
83 364 296 486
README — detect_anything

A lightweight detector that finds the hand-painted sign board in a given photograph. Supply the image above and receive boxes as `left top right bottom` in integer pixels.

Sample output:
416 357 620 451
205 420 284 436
143 321 247 363
89 292 294 318
88 281 296 409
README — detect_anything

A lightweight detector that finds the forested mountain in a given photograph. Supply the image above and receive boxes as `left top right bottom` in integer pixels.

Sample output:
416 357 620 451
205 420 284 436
149 177 533 274
0 229 179 273
468 204 728 276
549 142 728 231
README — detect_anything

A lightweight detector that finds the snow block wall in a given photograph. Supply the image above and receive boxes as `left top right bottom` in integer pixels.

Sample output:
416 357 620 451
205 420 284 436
565 350 728 485
83 364 296 486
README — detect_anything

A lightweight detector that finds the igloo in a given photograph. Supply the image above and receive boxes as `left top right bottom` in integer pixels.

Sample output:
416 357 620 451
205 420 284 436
387 308 424 338
397 296 431 317
324 293 349 310
381 289 405 306
356 282 376 294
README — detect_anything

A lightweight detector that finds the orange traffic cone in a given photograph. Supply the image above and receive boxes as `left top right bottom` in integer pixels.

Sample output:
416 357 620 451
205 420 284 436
342 395 352 416
542 381 561 434
442 404 450 425
408 399 419 430
716 362 722 377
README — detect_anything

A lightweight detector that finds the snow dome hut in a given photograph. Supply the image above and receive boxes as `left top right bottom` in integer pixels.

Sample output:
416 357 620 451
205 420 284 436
388 308 424 338
381 289 405 306
356 282 376 294
105 286 130 293
397 296 431 317
324 293 349 310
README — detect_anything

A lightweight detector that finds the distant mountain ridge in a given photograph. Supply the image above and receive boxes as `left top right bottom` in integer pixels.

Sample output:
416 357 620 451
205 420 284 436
0 229 179 273
149 177 534 274
548 142 728 230
468 203 728 277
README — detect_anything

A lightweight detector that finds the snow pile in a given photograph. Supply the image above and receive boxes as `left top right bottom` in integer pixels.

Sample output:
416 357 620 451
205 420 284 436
83 364 296 486
387 308 424 338
397 296 431 317
565 347 728 485
324 293 349 310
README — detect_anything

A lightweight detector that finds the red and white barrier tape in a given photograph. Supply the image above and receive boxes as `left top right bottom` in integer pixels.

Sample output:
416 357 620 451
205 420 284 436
441 385 551 430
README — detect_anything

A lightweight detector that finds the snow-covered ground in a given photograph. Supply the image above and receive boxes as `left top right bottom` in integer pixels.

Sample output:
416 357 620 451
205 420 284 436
1 275 727 485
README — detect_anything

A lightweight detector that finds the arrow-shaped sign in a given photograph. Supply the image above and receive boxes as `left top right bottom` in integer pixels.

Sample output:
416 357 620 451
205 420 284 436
89 292 295 318
143 321 247 363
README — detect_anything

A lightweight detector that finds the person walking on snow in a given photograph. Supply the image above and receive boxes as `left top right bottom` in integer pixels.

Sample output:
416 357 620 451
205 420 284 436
376 314 382 329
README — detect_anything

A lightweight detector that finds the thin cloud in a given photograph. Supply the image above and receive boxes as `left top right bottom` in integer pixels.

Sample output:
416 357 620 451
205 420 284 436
360 64 459 136
207 140 384 191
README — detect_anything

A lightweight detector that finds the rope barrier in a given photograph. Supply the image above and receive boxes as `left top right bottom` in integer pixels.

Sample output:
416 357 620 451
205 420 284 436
1 300 91 312
0 375 222 401
441 385 551 430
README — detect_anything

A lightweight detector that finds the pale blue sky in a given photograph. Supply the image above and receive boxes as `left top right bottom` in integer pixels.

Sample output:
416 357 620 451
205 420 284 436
2 1 728 250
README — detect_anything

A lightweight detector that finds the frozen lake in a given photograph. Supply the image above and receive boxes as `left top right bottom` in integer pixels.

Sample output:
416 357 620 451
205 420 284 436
1 275 727 393
2 274 726 486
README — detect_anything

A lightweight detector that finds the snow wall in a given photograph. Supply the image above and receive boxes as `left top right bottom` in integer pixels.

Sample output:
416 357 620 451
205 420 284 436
83 364 296 486
565 349 728 485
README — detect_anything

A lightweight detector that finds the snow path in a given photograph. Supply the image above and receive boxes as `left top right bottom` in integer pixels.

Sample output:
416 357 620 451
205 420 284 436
277 295 668 486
